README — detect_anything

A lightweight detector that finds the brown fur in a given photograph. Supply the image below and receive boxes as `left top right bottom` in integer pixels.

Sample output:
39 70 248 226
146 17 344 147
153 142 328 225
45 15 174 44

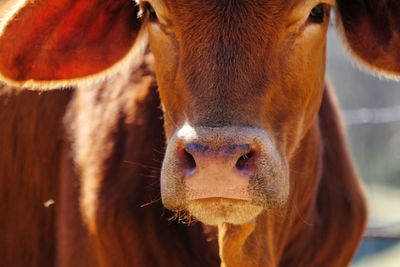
0 53 220 267
0 0 398 266
0 85 72 266
0 78 366 267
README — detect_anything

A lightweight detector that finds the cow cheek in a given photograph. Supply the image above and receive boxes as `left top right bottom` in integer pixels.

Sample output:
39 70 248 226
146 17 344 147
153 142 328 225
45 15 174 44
148 28 186 138
265 38 326 156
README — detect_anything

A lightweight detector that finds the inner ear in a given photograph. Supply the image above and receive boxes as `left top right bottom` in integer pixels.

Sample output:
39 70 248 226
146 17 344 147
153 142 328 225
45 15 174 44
0 0 143 89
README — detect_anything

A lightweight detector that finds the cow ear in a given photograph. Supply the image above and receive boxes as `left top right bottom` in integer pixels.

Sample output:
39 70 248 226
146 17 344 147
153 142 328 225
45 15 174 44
335 0 400 78
0 0 144 89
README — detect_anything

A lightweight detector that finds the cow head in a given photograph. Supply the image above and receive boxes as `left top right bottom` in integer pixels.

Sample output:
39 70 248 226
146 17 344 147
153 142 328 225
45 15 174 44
149 0 332 225
0 0 399 225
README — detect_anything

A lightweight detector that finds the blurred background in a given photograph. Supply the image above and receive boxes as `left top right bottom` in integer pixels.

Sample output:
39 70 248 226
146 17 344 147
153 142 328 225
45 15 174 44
326 26 400 266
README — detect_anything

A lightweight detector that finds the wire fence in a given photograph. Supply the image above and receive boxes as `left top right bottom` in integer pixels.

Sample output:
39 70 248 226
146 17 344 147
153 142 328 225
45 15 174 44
343 106 400 125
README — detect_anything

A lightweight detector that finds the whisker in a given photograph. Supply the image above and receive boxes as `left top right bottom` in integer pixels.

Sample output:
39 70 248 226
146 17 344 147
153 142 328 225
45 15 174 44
123 160 161 170
140 197 161 208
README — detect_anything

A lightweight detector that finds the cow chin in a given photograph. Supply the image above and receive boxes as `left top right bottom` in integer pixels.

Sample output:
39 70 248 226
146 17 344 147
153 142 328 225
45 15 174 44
187 198 263 225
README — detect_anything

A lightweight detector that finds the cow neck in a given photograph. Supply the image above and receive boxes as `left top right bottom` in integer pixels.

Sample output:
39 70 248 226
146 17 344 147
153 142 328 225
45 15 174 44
217 84 366 267
217 110 323 267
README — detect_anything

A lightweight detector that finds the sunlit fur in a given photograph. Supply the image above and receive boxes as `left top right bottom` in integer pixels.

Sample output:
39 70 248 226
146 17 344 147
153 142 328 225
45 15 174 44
59 53 221 266
0 0 147 89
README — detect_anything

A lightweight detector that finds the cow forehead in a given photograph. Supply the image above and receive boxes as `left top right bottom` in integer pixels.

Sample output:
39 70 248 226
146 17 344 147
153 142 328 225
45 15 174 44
162 0 306 18
157 1 301 78
158 0 307 48
164 0 294 22
163 0 298 10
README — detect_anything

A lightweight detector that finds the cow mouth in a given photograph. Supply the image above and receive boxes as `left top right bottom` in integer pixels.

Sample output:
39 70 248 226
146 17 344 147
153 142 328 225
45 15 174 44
186 198 263 225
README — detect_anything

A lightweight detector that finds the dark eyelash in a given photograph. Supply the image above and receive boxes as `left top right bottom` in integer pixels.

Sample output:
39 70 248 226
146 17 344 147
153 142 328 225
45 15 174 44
308 4 325 24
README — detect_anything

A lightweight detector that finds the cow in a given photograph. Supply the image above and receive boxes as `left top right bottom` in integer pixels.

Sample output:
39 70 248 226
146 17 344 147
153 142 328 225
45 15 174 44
0 0 399 266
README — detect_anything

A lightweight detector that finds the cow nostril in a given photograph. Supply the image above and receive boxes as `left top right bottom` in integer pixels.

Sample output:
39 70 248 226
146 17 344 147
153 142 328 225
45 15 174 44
235 150 255 171
181 149 196 175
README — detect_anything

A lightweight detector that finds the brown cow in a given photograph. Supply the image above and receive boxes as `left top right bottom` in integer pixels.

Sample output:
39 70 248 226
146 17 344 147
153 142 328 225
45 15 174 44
0 0 399 266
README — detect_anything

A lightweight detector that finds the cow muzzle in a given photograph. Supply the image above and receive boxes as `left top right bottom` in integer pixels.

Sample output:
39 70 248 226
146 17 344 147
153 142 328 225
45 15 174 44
161 125 289 225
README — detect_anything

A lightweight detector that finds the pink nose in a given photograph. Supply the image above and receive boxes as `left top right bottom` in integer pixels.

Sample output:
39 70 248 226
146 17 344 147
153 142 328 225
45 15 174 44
178 142 257 200
161 125 288 212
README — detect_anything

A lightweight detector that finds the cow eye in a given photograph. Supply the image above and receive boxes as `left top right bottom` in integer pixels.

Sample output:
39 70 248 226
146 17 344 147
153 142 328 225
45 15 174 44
308 4 325 23
141 2 158 22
